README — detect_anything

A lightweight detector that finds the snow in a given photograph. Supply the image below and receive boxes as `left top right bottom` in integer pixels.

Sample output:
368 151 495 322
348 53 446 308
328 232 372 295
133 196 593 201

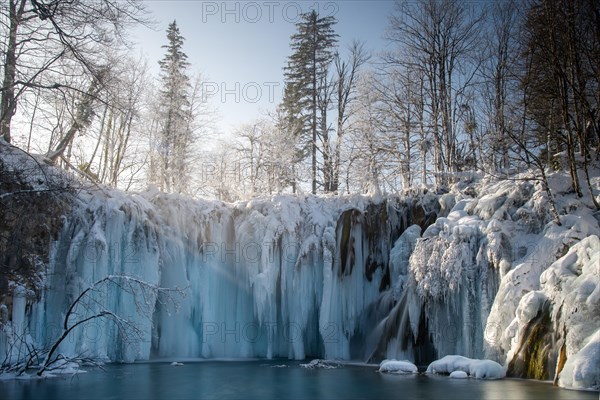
486 212 600 362
0 139 69 192
559 332 600 391
449 370 468 379
515 291 548 326
534 235 599 390
299 359 340 369
378 359 418 374
426 355 506 379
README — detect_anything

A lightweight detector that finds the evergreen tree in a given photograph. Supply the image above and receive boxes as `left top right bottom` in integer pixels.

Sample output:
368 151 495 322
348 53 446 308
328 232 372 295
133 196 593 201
283 10 338 194
155 20 192 193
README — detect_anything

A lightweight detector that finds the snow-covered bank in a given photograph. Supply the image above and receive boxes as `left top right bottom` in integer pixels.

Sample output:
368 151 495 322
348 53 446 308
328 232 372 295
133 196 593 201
1 141 599 390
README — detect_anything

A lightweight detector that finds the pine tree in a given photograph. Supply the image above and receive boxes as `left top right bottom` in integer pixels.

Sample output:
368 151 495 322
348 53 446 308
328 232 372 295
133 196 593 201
283 10 338 194
156 20 192 193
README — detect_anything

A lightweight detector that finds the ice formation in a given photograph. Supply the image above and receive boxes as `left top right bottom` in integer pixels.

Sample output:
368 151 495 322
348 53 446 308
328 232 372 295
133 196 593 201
1 160 441 364
1 143 599 390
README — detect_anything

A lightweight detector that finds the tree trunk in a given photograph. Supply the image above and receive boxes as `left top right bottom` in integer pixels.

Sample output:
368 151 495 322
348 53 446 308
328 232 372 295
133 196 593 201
47 74 104 162
559 77 583 197
26 92 40 152
333 70 344 193
86 104 109 179
312 53 318 195
0 0 26 143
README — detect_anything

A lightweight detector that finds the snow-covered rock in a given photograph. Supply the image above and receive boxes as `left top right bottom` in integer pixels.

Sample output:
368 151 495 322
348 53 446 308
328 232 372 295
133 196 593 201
378 359 418 374
503 235 600 390
426 355 506 379
559 333 600 391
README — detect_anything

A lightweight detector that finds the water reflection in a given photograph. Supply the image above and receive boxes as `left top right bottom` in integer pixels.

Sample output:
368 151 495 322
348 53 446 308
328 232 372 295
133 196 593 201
1 361 597 400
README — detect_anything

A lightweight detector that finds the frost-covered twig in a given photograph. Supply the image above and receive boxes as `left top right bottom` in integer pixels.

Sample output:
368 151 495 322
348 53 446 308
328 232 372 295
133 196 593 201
35 274 185 376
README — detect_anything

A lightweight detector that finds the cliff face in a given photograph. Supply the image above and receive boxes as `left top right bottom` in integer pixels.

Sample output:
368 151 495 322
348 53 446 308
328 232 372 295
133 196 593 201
1 141 599 390
0 144 74 303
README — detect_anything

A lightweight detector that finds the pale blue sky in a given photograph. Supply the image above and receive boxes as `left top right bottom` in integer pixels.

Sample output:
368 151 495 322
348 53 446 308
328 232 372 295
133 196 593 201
133 1 395 135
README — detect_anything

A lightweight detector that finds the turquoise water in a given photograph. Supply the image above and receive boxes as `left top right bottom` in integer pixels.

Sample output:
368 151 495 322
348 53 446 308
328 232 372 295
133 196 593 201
1 361 596 400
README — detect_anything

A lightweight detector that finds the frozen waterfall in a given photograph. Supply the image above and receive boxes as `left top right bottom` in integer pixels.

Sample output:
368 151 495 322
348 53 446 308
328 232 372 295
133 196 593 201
3 173 598 392
7 190 446 363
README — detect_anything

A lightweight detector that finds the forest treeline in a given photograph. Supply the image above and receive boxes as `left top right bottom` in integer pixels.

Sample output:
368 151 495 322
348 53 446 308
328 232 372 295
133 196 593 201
0 0 598 207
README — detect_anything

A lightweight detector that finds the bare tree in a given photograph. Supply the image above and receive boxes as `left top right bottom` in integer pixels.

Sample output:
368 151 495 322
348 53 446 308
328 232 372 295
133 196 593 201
0 0 150 144
233 122 264 196
0 274 184 377
35 275 184 376
505 119 562 224
333 40 370 192
520 0 599 208
229 116 299 199
373 68 421 190
346 73 386 194
46 69 107 162
482 0 521 173
386 0 484 186
82 55 153 189
317 66 335 192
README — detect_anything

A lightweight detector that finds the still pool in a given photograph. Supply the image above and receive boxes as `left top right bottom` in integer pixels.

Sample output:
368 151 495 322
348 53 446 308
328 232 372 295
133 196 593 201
1 361 597 400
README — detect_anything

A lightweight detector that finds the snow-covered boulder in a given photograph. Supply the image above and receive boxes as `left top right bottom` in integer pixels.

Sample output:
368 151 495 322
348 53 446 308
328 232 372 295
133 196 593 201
449 370 468 379
378 360 418 374
426 355 506 379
